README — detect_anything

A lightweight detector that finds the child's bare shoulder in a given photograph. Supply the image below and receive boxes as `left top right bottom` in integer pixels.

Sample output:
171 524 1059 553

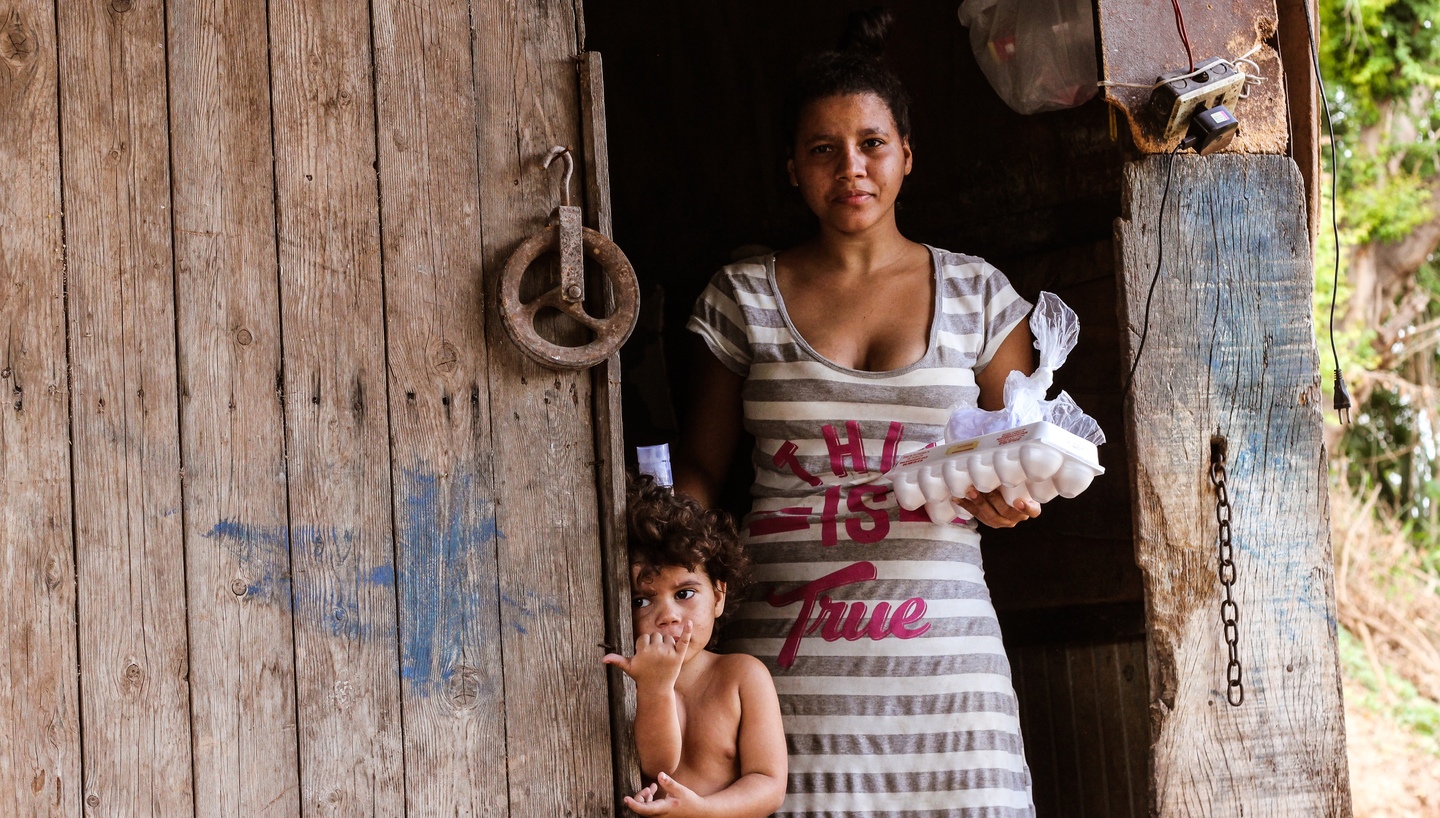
712 652 775 691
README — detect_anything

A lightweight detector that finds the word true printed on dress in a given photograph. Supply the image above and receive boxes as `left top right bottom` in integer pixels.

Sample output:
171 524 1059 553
767 561 930 668
752 421 938 667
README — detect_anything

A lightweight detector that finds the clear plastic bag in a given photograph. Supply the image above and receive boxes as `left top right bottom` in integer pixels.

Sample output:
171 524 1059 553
956 0 1098 115
944 292 1106 446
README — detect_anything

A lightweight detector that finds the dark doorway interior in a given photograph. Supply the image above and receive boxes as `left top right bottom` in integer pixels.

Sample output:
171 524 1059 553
587 2 1150 812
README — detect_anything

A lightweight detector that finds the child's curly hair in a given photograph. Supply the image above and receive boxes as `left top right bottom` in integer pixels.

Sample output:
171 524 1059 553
627 474 750 599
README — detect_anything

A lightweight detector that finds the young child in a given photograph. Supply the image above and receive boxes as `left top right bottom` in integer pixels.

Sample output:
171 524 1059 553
603 475 787 818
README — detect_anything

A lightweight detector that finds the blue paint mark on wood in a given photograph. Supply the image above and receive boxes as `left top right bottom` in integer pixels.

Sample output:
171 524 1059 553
364 563 395 586
206 466 566 701
205 519 294 605
395 465 538 698
205 519 395 643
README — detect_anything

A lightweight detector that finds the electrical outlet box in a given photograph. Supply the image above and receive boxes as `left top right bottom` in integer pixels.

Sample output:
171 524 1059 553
1149 57 1245 141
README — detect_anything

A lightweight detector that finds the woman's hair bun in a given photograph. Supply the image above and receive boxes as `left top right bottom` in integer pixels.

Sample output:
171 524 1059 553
781 5 910 147
837 7 894 57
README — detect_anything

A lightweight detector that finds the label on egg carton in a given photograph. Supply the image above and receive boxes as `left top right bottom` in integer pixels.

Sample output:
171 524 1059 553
876 421 1104 524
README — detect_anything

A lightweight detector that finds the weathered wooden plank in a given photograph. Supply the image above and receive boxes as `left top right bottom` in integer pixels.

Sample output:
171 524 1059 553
1011 645 1059 815
1111 639 1152 817
266 0 404 811
579 54 613 241
0 4 81 815
1115 154 1349 816
1089 642 1133 818
1276 0 1321 242
1044 645 1083 818
473 1 615 814
579 50 644 810
1098 0 1288 154
54 0 195 813
368 0 508 813
1066 645 1112 818
1011 639 1153 817
165 0 301 814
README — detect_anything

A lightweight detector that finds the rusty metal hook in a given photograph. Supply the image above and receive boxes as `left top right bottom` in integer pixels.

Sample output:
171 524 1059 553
543 145 574 207
541 146 584 303
495 145 640 370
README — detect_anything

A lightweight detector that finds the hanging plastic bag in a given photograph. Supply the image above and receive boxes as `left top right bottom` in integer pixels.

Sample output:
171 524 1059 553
956 0 1098 115
944 291 1105 446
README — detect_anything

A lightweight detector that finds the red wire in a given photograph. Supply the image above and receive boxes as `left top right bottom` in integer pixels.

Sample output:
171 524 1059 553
1171 0 1195 72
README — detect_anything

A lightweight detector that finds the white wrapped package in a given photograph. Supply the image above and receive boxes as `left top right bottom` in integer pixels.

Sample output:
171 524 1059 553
903 291 1106 524
880 421 1104 523
944 291 1105 447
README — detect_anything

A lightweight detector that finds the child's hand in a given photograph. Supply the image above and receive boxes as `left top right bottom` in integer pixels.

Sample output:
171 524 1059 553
602 621 694 690
624 772 704 817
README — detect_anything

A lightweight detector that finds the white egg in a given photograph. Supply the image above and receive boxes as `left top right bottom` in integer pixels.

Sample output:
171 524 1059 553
891 470 927 510
1018 443 1064 481
942 458 973 497
1000 482 1033 506
993 447 1027 487
968 453 1001 493
925 498 958 525
1029 478 1060 503
1053 459 1097 498
918 465 949 503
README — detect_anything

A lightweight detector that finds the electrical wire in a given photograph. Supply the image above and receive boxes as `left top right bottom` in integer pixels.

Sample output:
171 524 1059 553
1123 143 1186 400
1098 50 1263 92
1299 0 1353 422
1171 0 1195 73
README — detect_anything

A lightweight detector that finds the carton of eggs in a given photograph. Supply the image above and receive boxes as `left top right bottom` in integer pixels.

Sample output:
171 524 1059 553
878 421 1104 524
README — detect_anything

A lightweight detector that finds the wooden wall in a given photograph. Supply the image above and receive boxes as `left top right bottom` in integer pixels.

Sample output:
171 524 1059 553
585 0 1151 810
1011 639 1151 818
0 0 615 815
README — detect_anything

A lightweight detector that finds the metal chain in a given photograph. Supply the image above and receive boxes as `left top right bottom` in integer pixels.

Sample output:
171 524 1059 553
1210 454 1245 707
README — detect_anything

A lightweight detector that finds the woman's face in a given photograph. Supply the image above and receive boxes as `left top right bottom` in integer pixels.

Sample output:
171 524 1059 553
788 93 912 237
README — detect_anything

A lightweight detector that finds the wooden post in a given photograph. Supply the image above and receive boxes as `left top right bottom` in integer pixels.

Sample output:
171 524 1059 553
579 50 645 810
370 0 510 814
0 3 82 815
1115 154 1350 816
1098 0 1289 155
1276 0 1322 244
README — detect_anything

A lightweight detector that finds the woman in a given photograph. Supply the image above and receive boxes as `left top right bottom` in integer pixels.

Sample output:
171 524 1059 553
674 9 1039 817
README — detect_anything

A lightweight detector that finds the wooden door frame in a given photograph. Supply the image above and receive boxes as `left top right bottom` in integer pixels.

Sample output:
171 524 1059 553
577 49 645 812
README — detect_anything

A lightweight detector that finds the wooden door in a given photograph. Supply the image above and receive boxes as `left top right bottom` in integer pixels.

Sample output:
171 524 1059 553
0 0 624 815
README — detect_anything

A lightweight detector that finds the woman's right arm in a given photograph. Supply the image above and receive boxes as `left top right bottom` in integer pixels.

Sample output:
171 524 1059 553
672 345 744 509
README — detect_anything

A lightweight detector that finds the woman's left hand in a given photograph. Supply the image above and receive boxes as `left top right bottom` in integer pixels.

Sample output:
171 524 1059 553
956 489 1040 529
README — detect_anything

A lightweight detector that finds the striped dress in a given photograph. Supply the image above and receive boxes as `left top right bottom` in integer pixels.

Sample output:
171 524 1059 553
688 247 1036 817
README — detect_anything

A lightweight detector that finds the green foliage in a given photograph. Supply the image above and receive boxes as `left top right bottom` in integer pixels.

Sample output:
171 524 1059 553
1344 164 1433 243
1315 180 1382 371
1319 0 1440 125
1343 386 1436 519
1318 0 1440 549
1339 625 1440 756
1318 0 1440 242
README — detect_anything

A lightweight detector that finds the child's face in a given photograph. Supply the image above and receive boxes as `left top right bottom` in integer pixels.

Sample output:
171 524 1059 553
630 563 726 659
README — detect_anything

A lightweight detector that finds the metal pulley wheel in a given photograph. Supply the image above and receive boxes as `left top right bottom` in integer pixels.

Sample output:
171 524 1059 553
497 147 640 370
